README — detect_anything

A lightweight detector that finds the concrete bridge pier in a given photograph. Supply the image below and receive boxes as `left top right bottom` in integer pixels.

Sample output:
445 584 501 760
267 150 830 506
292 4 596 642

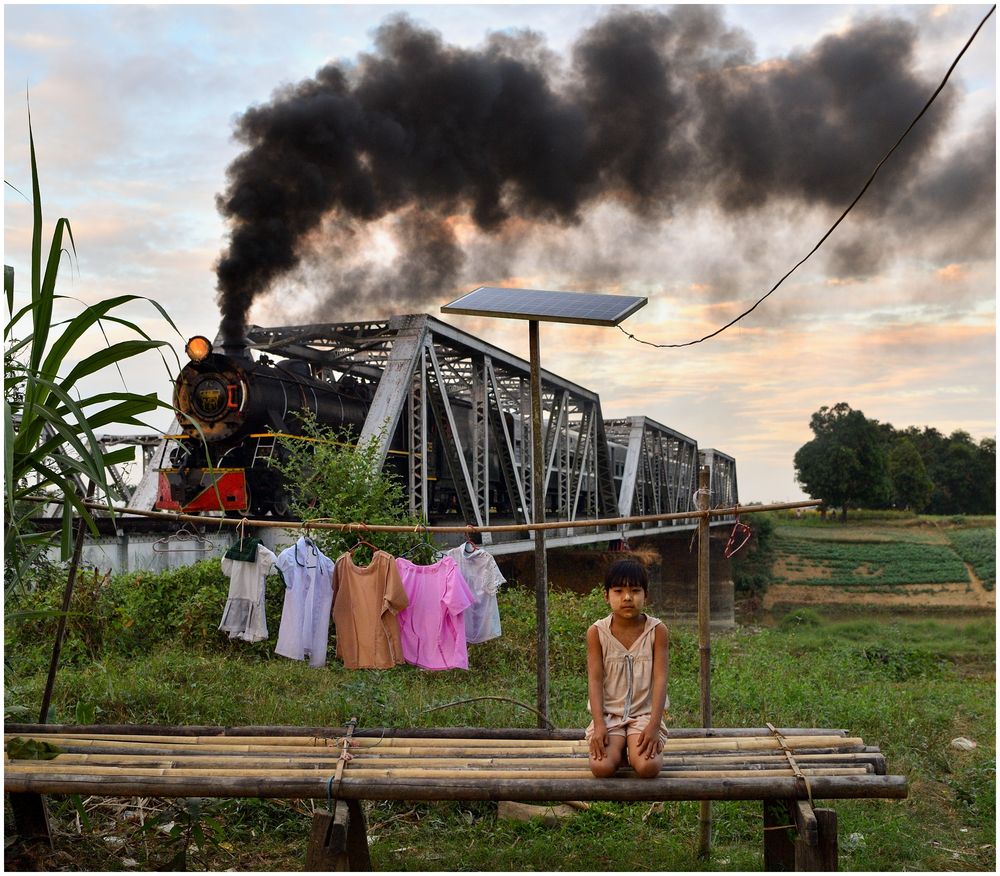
496 527 735 631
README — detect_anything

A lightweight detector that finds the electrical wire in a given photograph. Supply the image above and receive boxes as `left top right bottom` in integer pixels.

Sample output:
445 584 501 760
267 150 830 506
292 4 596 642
618 4 996 350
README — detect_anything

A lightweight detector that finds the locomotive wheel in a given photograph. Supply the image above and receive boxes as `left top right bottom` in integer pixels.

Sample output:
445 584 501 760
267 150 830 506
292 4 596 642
249 486 273 518
271 492 292 518
223 483 256 519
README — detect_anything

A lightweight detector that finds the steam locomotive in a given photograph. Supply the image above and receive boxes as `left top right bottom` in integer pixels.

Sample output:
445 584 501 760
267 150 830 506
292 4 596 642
157 333 514 518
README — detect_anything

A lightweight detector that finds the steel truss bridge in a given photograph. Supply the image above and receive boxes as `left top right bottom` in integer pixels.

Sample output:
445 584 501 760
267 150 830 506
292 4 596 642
128 313 735 555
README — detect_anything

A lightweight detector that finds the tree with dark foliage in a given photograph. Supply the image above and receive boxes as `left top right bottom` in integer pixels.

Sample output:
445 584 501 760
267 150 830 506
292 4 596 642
793 403 891 521
887 437 934 512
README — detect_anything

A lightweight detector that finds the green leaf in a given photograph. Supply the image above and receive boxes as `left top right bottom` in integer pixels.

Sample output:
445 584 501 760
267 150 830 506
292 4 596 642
60 339 166 389
69 795 92 833
4 264 13 316
6 736 62 760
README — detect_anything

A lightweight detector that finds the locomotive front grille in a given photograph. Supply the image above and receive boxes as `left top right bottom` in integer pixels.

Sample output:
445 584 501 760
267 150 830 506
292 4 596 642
192 377 228 418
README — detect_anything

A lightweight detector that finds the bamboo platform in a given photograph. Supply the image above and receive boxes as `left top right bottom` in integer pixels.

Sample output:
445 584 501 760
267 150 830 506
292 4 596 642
5 724 908 871
4 724 907 803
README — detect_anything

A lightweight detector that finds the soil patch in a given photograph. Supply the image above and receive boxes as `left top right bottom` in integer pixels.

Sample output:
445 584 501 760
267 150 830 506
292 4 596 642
764 577 994 610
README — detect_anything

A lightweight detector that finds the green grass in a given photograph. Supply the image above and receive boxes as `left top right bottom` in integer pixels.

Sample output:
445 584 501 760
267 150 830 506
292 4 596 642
4 574 995 872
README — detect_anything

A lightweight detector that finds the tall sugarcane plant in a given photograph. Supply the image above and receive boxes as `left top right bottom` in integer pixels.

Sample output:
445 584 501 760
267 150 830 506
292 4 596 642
4 118 182 594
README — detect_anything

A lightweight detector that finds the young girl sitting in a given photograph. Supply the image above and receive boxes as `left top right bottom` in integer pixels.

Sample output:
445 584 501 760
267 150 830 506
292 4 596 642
586 558 669 778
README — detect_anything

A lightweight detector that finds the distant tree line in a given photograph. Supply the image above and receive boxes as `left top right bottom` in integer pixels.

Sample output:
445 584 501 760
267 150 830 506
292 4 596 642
793 402 995 520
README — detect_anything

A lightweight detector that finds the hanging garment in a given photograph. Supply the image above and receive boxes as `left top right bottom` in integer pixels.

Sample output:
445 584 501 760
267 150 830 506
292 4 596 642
446 544 505 644
274 537 335 668
219 541 278 642
332 550 409 670
395 556 475 670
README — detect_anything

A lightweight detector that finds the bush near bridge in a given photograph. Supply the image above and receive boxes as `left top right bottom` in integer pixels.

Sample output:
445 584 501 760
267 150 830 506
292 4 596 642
4 559 995 871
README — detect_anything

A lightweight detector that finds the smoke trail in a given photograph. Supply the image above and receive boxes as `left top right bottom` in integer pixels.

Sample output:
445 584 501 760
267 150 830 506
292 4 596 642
215 7 969 337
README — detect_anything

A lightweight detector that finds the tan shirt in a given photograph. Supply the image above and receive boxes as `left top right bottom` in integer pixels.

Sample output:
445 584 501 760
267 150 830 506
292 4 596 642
332 550 408 669
589 614 669 720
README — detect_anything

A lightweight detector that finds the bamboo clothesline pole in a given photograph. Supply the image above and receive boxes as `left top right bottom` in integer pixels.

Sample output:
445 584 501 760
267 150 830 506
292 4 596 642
20 493 822 534
696 465 713 858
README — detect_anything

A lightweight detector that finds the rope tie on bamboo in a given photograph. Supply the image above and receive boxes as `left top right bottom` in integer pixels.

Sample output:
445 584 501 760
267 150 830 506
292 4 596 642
326 717 357 808
766 722 813 806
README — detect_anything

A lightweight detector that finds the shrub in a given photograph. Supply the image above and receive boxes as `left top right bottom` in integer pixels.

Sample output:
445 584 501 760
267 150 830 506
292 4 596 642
777 607 825 630
270 411 426 563
731 512 777 596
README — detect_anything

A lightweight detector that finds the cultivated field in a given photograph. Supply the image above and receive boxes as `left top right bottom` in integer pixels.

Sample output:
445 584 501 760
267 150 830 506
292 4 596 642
764 516 996 611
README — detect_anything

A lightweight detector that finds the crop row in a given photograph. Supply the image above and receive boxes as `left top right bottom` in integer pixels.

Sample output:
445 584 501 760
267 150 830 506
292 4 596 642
773 524 940 545
945 527 996 591
776 537 968 586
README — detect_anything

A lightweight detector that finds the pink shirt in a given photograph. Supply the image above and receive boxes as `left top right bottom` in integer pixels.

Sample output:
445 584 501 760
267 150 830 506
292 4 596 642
395 556 474 670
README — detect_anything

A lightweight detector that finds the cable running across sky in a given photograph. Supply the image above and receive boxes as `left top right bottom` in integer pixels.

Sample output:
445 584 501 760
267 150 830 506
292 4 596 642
618 4 996 351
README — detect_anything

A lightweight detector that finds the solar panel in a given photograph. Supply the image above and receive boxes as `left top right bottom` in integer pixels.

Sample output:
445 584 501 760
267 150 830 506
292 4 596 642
441 286 647 326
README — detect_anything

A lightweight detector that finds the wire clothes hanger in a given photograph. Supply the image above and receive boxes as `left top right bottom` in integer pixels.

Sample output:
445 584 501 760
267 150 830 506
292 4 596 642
347 523 380 565
724 507 753 559
399 522 444 563
232 516 253 548
152 524 214 553
462 525 479 555
294 523 319 567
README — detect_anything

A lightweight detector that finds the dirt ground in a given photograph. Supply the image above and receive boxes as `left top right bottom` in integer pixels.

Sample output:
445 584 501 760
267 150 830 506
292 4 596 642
764 561 996 610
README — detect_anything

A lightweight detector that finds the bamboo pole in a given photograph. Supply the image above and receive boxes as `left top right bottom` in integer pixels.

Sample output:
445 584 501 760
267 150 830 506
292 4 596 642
39 751 883 770
38 480 96 724
21 493 822 535
6 734 864 755
2 770 909 802
696 464 712 859
11 761 871 780
4 723 849 740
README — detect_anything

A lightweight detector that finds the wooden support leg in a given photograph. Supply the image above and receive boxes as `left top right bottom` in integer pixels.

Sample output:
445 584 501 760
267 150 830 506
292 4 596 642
792 804 838 871
763 799 795 871
763 798 838 872
345 799 373 871
305 800 373 871
814 808 839 871
7 792 53 849
305 801 350 871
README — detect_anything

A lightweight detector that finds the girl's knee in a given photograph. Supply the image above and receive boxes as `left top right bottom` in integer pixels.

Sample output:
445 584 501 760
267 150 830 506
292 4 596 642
589 756 620 778
632 756 662 779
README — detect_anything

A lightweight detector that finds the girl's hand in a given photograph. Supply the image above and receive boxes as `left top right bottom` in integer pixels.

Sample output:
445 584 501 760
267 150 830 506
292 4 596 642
589 727 609 760
636 725 662 759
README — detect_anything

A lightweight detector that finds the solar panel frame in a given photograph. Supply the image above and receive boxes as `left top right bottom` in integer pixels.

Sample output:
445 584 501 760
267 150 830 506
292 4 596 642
441 286 647 326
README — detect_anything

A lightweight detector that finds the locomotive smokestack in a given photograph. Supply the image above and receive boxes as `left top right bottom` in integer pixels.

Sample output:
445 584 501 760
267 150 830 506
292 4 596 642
219 325 253 361
214 8 959 327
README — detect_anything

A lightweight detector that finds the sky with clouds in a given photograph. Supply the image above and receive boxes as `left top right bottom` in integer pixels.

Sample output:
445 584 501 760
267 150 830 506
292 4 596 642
4 3 995 503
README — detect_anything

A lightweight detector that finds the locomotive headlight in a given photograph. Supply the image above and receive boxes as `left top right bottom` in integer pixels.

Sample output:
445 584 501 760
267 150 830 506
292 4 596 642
185 336 213 362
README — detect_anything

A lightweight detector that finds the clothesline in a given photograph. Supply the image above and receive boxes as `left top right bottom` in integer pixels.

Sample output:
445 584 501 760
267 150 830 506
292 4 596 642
23 495 822 534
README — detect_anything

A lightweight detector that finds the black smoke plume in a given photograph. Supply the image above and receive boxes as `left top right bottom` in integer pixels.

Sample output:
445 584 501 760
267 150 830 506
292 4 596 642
215 7 974 339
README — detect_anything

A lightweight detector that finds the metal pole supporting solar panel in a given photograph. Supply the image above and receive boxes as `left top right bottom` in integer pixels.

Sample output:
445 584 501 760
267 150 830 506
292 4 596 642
528 320 549 725
441 286 647 727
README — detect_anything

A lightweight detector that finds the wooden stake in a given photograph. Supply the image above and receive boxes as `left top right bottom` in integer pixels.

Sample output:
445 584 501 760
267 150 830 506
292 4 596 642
697 465 712 860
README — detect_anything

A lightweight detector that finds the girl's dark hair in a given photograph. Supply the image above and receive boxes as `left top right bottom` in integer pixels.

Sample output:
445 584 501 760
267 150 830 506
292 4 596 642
604 558 648 593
